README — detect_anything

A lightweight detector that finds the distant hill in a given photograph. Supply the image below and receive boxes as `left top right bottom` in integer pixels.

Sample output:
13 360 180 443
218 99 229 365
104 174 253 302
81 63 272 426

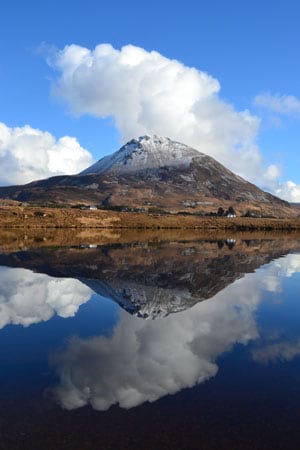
0 135 295 218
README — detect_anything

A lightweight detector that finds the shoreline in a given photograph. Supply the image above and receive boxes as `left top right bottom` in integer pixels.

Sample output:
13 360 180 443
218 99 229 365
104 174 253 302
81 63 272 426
0 204 300 231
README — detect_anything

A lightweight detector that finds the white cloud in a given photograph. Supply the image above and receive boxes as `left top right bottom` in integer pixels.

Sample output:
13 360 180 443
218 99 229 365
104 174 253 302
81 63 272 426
254 93 300 118
263 164 281 186
49 43 281 185
276 181 300 203
0 122 94 185
0 267 92 328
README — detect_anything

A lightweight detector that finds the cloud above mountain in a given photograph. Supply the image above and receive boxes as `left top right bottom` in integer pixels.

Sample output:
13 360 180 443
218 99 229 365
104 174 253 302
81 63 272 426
0 122 93 185
0 44 299 200
48 44 270 184
46 43 300 201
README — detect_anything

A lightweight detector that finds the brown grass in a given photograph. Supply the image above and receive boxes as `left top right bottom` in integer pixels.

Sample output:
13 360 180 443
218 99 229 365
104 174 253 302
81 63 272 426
0 204 300 232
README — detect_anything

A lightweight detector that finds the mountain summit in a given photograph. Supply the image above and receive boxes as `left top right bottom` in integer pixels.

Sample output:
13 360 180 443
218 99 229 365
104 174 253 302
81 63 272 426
0 135 292 217
81 135 204 175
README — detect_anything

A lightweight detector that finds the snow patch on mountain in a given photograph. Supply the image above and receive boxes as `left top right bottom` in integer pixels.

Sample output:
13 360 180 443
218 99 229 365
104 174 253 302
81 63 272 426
81 135 204 175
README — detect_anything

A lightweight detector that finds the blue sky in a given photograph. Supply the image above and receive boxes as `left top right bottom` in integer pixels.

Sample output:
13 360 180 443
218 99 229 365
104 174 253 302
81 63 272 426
0 0 299 200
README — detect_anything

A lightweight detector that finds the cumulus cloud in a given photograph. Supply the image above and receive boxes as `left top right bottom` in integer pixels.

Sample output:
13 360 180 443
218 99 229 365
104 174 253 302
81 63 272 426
49 43 282 186
276 181 300 203
0 122 94 185
0 267 92 328
254 93 300 118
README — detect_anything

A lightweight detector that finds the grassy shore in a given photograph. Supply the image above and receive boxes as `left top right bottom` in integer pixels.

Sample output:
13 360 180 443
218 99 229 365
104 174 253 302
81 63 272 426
0 204 300 231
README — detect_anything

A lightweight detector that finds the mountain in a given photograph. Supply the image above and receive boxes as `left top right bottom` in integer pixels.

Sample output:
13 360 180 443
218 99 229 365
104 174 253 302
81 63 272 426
0 135 293 217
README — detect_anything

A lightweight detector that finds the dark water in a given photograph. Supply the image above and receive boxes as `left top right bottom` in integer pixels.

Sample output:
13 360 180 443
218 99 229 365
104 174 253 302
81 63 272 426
0 237 300 449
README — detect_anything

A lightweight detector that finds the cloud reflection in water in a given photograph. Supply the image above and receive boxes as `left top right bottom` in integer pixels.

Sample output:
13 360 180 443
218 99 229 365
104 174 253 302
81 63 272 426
51 273 262 410
0 267 93 328
50 253 300 411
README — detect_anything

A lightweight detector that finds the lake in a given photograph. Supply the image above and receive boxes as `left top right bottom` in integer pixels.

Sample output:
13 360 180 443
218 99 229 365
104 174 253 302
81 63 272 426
0 234 300 449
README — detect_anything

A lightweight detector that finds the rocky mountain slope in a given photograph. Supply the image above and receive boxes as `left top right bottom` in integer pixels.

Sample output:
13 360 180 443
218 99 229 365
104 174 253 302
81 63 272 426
0 135 293 217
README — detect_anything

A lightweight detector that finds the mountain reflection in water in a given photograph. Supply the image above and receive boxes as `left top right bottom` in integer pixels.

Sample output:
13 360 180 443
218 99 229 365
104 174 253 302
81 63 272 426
0 238 299 414
0 237 299 320
51 252 300 411
1 236 300 450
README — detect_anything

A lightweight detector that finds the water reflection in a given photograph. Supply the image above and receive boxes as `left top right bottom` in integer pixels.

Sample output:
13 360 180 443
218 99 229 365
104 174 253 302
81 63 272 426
0 238 299 320
252 339 300 364
0 239 300 414
0 267 92 328
50 253 300 411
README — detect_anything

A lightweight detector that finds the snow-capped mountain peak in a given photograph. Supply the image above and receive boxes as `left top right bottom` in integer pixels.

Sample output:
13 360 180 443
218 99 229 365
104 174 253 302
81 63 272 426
81 135 204 175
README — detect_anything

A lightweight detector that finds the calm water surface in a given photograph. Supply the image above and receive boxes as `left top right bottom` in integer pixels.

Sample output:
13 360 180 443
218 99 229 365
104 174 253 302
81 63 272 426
0 237 300 449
